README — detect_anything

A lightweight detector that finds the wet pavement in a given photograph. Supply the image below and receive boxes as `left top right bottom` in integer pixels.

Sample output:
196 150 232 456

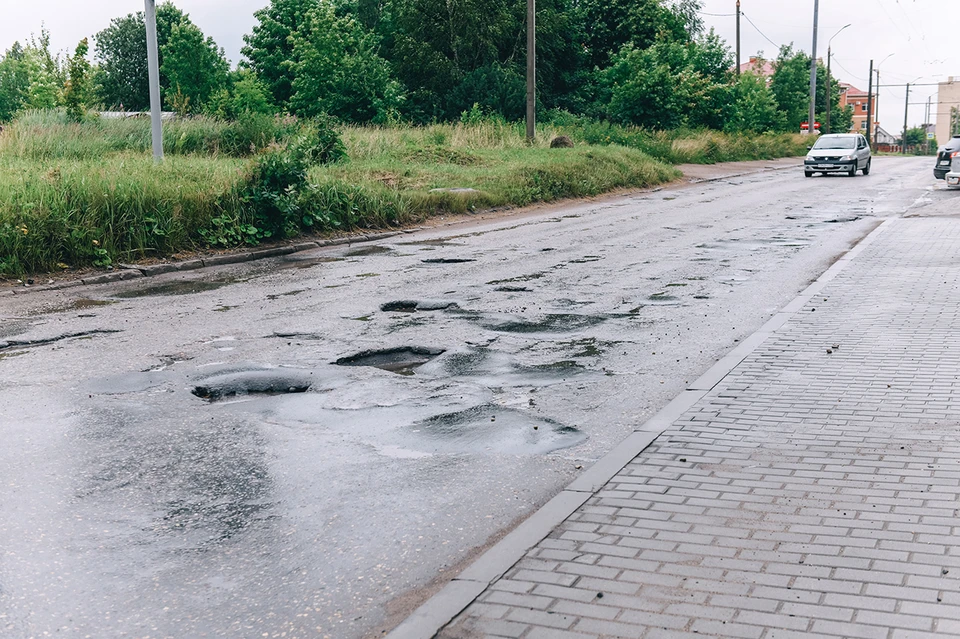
0 156 949 639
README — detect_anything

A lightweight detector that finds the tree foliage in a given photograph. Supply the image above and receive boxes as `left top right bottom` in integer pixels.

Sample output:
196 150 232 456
160 19 229 114
63 38 92 121
242 0 314 108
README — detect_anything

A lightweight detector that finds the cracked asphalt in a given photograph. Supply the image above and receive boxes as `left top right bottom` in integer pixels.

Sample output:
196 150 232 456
0 156 946 639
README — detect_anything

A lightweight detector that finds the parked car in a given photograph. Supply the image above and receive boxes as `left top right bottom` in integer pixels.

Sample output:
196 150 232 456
934 134 960 180
804 133 872 177
946 152 960 189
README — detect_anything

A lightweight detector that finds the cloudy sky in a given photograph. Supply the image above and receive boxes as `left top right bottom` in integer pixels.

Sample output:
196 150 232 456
2 0 957 128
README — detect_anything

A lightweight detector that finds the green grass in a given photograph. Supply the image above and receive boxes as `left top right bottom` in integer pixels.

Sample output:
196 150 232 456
0 112 806 276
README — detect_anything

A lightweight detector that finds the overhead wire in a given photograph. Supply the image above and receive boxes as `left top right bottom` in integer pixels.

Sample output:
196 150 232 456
740 12 780 50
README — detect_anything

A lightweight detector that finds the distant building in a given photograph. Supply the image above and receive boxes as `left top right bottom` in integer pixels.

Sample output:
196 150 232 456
874 125 898 152
935 78 960 146
838 83 871 134
734 56 775 82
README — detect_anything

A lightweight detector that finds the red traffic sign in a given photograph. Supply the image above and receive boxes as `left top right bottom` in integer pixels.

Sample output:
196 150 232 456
800 122 821 130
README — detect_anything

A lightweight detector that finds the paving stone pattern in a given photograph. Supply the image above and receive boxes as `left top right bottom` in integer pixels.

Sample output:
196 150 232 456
440 218 960 638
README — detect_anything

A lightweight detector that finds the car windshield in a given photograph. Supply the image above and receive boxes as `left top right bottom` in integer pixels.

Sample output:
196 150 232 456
813 136 856 150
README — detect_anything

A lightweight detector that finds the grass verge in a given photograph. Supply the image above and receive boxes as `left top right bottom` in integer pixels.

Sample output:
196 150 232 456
0 113 804 276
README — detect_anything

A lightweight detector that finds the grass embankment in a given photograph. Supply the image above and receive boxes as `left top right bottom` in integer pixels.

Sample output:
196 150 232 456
0 110 805 275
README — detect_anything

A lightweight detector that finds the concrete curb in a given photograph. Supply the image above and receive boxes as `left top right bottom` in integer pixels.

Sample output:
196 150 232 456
385 217 896 639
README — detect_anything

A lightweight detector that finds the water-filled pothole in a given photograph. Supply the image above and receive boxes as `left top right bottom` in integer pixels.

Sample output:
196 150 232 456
381 300 458 313
404 405 586 455
422 258 476 264
483 314 605 334
334 346 445 375
192 370 313 401
113 279 237 298
345 245 393 257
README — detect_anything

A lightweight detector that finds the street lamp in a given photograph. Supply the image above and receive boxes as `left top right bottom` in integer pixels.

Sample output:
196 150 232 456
825 24 851 134
903 75 927 154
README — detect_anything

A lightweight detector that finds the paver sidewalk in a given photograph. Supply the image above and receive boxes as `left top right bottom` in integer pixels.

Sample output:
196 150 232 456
414 217 960 638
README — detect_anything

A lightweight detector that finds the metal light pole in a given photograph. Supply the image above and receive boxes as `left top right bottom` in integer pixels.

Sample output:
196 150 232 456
145 0 163 161
824 24 851 134
902 83 910 154
807 0 819 136
526 0 535 142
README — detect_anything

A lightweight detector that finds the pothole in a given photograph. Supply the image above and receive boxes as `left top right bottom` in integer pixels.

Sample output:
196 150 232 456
482 313 605 334
345 245 392 257
112 279 238 298
402 405 586 455
192 370 313 401
422 258 476 264
334 346 445 375
381 300 458 313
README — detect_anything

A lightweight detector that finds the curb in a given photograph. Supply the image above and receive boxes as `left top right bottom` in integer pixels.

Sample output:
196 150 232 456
3 232 411 296
385 217 896 639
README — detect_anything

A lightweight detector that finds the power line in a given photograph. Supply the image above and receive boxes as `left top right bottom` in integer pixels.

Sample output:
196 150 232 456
830 57 867 84
740 11 780 50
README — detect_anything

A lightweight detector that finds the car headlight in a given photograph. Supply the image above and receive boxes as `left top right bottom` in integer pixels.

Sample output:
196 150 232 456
806 155 815 161
840 155 854 161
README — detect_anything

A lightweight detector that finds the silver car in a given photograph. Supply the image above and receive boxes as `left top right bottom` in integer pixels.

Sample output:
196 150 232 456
804 133 872 178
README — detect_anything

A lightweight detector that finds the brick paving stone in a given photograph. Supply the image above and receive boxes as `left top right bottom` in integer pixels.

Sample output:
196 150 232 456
437 218 960 637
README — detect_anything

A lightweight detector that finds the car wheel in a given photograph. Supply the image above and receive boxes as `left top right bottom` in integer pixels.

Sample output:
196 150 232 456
848 164 857 177
805 171 814 178
862 160 871 175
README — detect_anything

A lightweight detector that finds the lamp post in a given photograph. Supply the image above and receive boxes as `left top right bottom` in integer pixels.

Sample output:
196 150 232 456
145 0 163 161
825 24 851 134
526 0 535 141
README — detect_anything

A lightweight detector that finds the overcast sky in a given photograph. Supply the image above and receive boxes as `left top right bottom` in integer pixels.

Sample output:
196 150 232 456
1 0 957 128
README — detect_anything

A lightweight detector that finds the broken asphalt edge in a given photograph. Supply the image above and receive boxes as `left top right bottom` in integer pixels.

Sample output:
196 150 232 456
1 161 801 298
384 216 895 639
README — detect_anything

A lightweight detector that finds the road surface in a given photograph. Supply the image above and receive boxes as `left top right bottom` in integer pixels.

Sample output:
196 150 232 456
0 156 943 638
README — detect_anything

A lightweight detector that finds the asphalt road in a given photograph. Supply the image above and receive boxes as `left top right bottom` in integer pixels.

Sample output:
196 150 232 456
0 156 945 639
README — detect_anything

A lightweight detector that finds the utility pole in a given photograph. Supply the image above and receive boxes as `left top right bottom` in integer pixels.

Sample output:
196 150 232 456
526 0 535 142
145 0 163 161
807 0 819 136
735 1 741 76
902 83 910 155
866 59 874 147
825 48 832 134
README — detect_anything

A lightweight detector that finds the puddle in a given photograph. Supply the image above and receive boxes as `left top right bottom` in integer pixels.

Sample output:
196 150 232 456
569 256 602 264
487 273 546 285
402 239 462 246
214 305 238 312
345 245 392 257
334 346 445 375
422 258 476 264
86 371 174 394
267 289 307 300
561 338 609 358
356 273 380 278
495 286 531 292
112 279 236 298
824 216 861 223
482 313 605 334
278 256 345 270
0 320 31 339
403 405 586 455
381 300 458 313
192 370 314 401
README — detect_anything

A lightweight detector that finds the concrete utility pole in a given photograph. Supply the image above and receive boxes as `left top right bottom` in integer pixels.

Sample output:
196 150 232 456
735 1 741 76
807 0 819 136
866 59 874 146
145 0 163 161
526 0 535 142
902 83 910 155
825 24 851 135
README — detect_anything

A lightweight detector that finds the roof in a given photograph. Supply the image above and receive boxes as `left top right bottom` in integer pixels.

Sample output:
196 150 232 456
839 82 868 96
735 57 775 77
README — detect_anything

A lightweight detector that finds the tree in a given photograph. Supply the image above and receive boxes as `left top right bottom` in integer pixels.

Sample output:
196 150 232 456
93 2 188 110
160 18 229 113
288 3 403 123
242 0 315 108
0 43 31 121
63 38 92 121
598 34 733 130
725 71 784 133
205 69 276 119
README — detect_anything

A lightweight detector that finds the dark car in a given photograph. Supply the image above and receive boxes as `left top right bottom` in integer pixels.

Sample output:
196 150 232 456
935 135 960 180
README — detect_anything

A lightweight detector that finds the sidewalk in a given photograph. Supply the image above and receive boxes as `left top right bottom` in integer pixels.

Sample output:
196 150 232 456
389 216 960 638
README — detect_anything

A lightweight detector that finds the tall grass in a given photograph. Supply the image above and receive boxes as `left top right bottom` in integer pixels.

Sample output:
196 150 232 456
0 111 806 276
